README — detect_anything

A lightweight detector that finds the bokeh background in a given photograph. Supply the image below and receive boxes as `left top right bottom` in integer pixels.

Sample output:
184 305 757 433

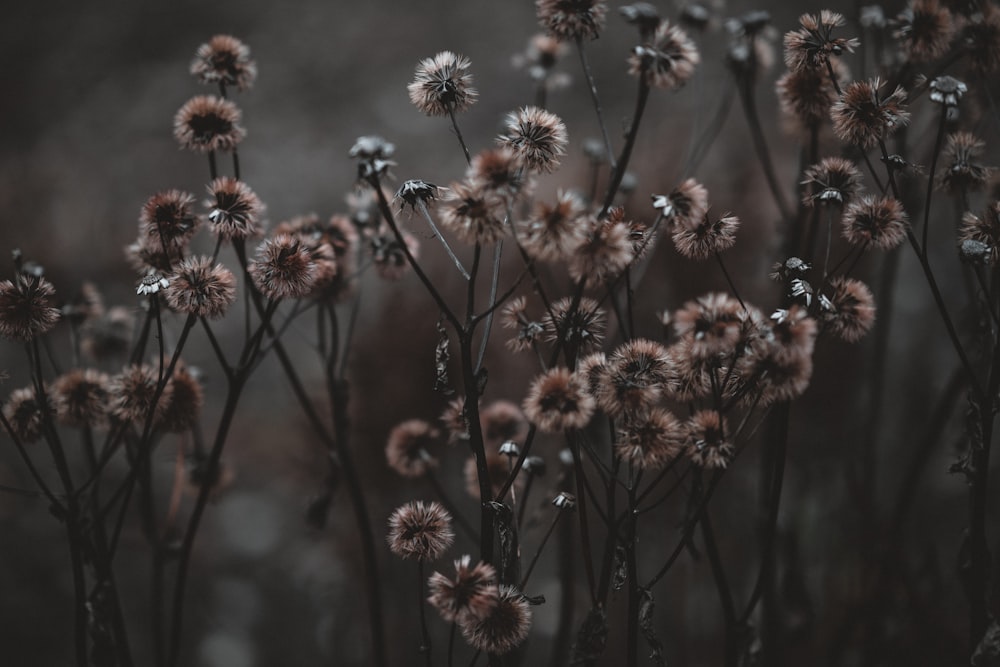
1 0 996 665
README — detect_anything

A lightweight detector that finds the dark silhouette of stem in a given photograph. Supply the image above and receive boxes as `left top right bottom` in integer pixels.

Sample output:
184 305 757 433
575 36 616 171
600 78 650 217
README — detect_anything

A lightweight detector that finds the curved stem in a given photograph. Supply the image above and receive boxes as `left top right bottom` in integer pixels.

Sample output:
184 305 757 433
575 35 616 171
600 79 650 217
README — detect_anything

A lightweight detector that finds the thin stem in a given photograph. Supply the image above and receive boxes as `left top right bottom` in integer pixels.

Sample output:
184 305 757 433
575 35 616 171
922 106 948 252
715 253 746 310
600 78 650 217
418 561 433 667
735 74 793 222
475 240 504 373
702 510 738 667
448 106 472 165
428 471 478 542
418 199 470 280
520 510 563 589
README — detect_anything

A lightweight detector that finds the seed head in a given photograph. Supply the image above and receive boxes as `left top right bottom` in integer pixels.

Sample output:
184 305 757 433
190 35 257 91
671 211 739 260
502 296 544 353
108 364 173 426
595 339 672 417
164 256 237 319
518 190 588 262
893 0 955 62
802 157 863 207
0 274 60 342
140 190 200 254
673 293 745 359
249 234 318 300
160 365 203 433
3 387 53 443
783 11 859 72
173 95 246 153
523 367 595 433
616 408 686 469
963 3 1000 74
52 369 111 428
541 297 606 355
831 78 910 149
440 180 507 245
776 66 842 131
685 410 733 468
498 107 568 174
387 500 454 561
385 419 440 478
569 217 636 285
428 556 500 623
467 147 529 202
629 20 700 91
459 585 532 654
959 202 1000 265
842 195 909 250
205 177 265 240
395 180 441 213
821 277 876 342
653 178 710 229
481 401 529 450
938 132 992 194
537 0 607 42
408 51 478 116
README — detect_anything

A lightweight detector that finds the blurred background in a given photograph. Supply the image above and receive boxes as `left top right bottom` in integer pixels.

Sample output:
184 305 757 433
1 0 997 665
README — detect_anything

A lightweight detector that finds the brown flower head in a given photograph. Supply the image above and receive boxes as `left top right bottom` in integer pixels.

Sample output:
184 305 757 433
595 338 672 417
842 195 908 250
386 419 440 478
205 177 265 240
140 190 200 254
249 234 318 300
80 307 134 362
537 0 607 41
733 307 816 404
569 216 636 284
518 190 588 262
126 238 183 275
629 20 700 90
685 410 733 468
964 4 1000 74
440 180 507 245
673 292 745 359
459 585 532 654
652 178 710 229
0 274 60 342
370 225 419 280
671 211 739 260
821 277 876 342
467 147 529 202
938 132 993 194
831 78 910 149
190 35 257 91
481 401 529 449
616 408 686 469
498 106 568 174
173 95 246 153
523 367 595 433
802 157 863 207
408 51 478 116
276 213 357 300
576 351 607 396
3 386 52 443
783 11 859 72
959 202 1000 265
428 556 500 624
52 369 110 428
387 500 454 561
108 364 173 426
160 365 203 433
164 257 237 319
776 65 842 130
665 338 715 401
893 0 955 62
502 296 544 353
541 296 606 355
513 34 569 82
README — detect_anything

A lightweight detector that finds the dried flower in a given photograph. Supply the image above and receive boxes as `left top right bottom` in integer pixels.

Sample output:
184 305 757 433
498 106 568 174
160 365 203 433
685 410 733 468
653 178 710 229
963 4 1000 74
518 190 588 262
541 296 606 355
190 35 257 91
481 401 529 449
629 20 700 90
0 274 60 342
386 419 440 478
959 202 1000 265
428 556 499 623
387 500 454 561
502 296 544 353
408 51 478 116
459 585 532 654
164 257 237 319
821 277 876 342
893 0 955 62
672 211 740 260
831 78 910 149
783 11 859 72
205 177 265 240
136 273 169 296
513 34 569 82
523 367 595 433
249 234 318 300
108 364 172 426
140 190 200 254
52 369 110 428
595 339 672 417
938 132 993 194
673 293 745 360
2 387 52 443
537 0 607 41
802 157 863 207
616 408 686 469
467 147 528 202
173 95 246 153
440 180 507 245
928 75 967 107
842 195 909 250
569 216 636 284
395 180 441 213
370 226 419 280
776 66 841 130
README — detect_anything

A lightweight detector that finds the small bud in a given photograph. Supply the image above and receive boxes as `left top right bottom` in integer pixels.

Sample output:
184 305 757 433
499 440 520 458
552 491 577 510
136 273 169 296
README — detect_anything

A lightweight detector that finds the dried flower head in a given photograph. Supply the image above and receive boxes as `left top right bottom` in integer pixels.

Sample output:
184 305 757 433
395 180 441 213
140 190 200 254
959 202 1000 265
783 11 859 72
205 177 264 240
136 273 169 296
108 364 172 426
498 107 568 174
842 195 909 250
802 157 863 206
190 35 257 91
653 178 710 229
370 226 419 280
440 180 508 245
164 257 236 319
387 500 454 561
776 65 841 130
513 34 569 82
459 585 532 654
502 296 544 353
938 132 993 194
673 293 745 359
173 95 246 153
467 147 529 202
52 369 110 428
569 216 636 284
541 296 606 355
386 419 440 478
523 367 595 433
963 4 1000 74
537 0 607 41
0 274 60 342
3 387 52 443
629 20 700 90
616 408 686 469
595 339 672 417
428 556 500 623
249 234 318 300
408 51 478 116
928 75 967 107
821 277 876 342
160 365 203 433
831 78 910 149
893 0 955 62
671 211 740 260
481 401 529 449
685 410 733 468
518 190 588 262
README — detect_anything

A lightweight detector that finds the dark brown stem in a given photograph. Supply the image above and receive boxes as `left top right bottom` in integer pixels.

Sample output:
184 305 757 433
418 560 433 667
600 78 650 217
575 35 616 171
